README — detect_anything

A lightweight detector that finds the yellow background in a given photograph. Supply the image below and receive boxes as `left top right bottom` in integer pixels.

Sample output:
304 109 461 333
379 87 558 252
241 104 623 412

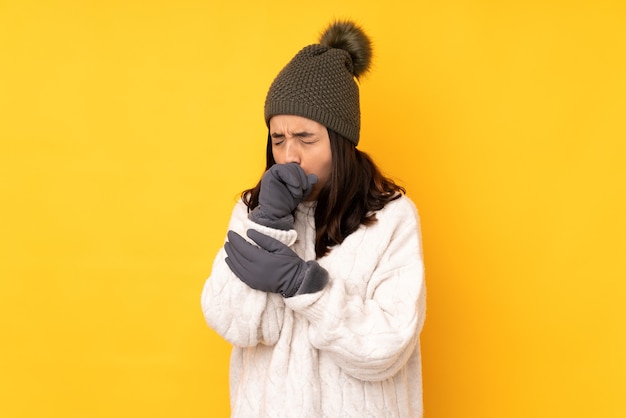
1 0 625 417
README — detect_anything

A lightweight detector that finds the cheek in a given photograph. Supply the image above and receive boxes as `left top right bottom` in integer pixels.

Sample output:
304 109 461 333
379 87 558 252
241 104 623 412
313 156 332 186
271 149 285 164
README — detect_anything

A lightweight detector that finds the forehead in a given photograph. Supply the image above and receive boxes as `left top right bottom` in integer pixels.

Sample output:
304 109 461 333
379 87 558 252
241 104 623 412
269 115 326 132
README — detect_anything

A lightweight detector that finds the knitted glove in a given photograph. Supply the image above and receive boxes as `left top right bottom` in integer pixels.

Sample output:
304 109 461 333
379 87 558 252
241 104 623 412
249 163 318 230
224 229 328 297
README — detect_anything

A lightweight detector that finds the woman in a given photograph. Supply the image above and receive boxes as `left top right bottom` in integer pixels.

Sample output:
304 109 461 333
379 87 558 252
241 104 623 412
201 20 426 417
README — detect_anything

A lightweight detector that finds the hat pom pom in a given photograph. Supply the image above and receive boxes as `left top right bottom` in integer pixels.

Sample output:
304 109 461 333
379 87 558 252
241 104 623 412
319 20 372 78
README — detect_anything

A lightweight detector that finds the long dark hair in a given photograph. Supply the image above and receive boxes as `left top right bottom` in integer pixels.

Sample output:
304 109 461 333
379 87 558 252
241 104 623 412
242 129 405 258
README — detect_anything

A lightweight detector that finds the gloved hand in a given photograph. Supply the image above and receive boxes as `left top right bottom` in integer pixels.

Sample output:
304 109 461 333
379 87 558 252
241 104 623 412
249 163 318 230
224 229 328 297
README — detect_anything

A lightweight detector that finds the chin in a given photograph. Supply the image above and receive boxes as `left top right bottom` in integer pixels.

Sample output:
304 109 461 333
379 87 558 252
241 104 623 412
305 188 319 202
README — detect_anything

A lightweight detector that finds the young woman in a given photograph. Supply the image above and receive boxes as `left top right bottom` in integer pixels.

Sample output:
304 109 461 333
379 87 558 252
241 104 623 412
201 20 426 417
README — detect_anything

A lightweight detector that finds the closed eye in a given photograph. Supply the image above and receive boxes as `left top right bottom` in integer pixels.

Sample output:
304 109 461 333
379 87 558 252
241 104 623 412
271 132 285 146
294 132 317 144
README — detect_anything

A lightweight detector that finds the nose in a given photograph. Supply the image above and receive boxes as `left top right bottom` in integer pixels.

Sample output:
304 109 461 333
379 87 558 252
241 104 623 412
283 140 301 164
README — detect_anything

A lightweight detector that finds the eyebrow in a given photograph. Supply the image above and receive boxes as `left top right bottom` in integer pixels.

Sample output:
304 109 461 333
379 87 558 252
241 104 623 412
271 131 314 138
294 131 314 138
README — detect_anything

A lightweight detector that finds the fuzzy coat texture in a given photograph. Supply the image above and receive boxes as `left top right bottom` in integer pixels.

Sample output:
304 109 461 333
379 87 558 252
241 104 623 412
201 195 426 417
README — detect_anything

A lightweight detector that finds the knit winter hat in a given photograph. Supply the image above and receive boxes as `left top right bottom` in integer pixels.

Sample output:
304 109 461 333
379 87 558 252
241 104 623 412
264 20 372 146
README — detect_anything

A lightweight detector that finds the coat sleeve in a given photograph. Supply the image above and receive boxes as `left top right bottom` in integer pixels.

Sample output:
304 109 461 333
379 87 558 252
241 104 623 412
201 200 297 348
285 197 426 381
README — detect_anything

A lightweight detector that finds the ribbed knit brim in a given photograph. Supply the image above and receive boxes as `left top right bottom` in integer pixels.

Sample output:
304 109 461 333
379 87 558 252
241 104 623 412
264 44 361 145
